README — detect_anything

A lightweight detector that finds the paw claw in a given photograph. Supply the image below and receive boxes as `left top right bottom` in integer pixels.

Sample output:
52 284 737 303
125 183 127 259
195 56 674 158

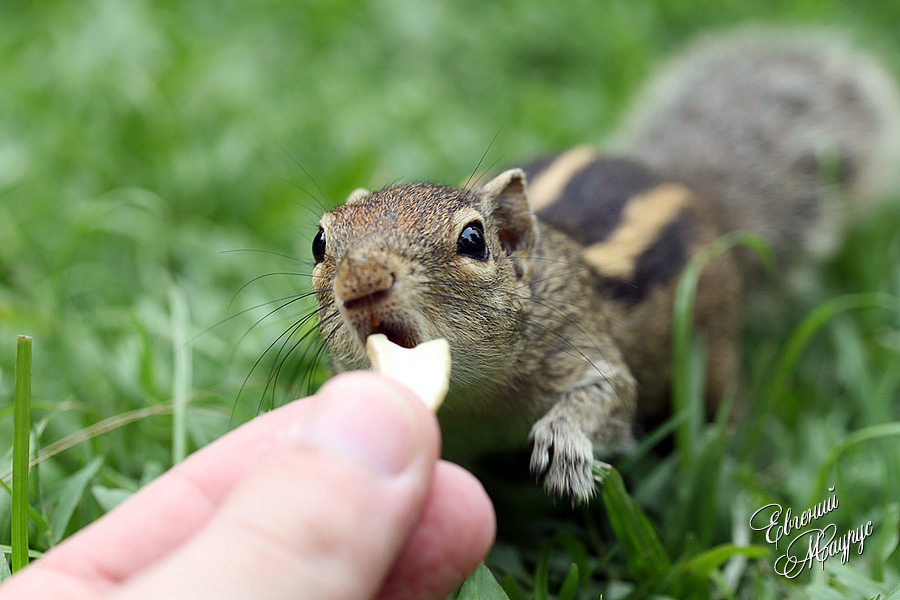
529 414 596 504
528 432 551 479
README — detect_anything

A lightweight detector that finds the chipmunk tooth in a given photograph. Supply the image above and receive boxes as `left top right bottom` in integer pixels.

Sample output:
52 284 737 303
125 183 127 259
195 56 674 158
365 333 451 412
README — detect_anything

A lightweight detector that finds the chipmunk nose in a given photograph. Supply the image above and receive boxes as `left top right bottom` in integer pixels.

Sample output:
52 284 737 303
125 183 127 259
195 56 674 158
334 252 395 309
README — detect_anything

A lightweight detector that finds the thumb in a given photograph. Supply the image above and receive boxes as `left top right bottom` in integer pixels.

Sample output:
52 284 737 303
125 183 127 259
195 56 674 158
111 372 439 600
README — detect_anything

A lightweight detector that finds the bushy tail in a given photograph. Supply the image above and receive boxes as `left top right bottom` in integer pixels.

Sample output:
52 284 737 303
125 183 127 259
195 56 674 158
615 28 900 261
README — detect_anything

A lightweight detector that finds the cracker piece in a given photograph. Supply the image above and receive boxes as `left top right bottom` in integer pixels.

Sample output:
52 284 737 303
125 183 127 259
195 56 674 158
365 334 451 411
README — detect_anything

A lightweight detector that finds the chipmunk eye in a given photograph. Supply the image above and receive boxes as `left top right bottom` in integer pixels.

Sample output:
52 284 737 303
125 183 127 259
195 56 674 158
312 228 326 263
457 221 488 261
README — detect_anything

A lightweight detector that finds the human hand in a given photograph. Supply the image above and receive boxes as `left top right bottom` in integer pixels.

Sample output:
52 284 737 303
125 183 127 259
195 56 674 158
0 372 496 600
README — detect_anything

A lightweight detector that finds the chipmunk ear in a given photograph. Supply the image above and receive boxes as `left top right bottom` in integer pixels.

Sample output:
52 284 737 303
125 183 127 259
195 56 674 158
479 169 537 277
345 188 371 205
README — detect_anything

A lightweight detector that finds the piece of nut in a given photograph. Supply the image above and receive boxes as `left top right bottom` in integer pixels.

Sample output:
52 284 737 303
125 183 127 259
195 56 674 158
365 334 451 411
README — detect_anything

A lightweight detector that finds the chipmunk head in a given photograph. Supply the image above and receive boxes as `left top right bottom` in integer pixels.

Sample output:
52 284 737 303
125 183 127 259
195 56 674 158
311 169 537 389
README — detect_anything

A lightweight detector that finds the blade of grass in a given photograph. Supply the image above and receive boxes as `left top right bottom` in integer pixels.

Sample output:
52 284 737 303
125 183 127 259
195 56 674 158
766 293 898 400
594 461 671 583
742 293 899 458
0 546 43 560
869 502 900 582
617 410 687 474
91 485 133 512
49 456 104 543
552 531 592 589
169 282 192 464
807 421 900 507
451 563 511 600
557 563 579 600
0 404 174 483
11 335 32 573
499 576 524 600
666 542 769 600
0 546 10 583
0 404 226 485
880 581 900 600
678 543 768 578
674 389 735 550
533 532 591 600
533 539 552 600
672 231 773 471
0 478 52 533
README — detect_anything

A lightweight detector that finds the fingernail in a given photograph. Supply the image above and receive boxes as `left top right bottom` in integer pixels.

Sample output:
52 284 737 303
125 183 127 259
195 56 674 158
288 378 419 477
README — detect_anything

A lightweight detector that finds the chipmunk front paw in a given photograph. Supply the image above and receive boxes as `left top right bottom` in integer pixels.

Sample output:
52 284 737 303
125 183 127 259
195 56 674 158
529 413 596 504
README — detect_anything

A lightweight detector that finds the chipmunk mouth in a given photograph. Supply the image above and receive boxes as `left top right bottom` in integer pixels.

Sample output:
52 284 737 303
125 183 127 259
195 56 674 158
354 317 420 350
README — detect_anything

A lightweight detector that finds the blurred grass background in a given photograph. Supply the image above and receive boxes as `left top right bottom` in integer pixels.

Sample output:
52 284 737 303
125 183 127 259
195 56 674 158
2 0 900 598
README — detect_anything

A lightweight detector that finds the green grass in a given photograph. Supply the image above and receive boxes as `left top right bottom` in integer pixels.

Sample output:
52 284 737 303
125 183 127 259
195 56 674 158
2 0 900 598
10 336 31 575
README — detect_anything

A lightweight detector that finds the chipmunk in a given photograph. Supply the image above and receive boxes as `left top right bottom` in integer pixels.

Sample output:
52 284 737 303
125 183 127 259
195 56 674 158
308 29 900 503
